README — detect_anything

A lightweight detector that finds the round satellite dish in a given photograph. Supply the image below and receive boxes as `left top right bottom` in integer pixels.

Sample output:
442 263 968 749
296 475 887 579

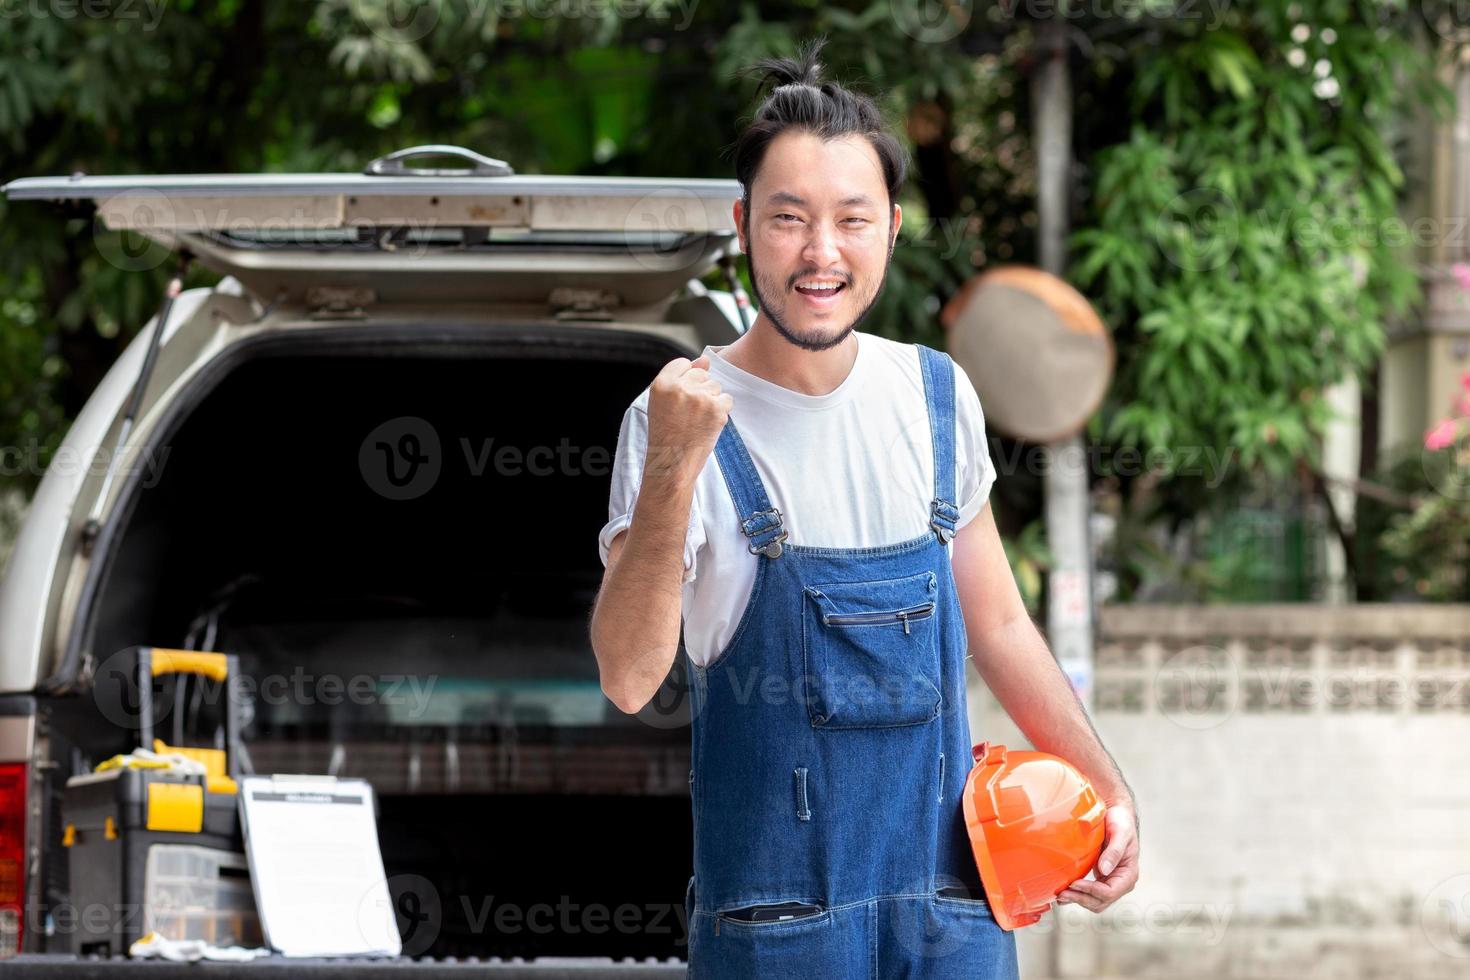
941 265 1114 443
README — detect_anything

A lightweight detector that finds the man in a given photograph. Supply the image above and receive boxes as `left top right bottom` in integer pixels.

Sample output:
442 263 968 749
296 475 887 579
590 38 1138 978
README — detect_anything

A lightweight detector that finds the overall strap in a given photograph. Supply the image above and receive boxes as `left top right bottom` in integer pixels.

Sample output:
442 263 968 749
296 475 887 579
712 417 789 559
917 344 960 543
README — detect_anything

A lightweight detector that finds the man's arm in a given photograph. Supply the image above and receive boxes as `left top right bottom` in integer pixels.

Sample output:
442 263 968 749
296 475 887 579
951 501 1140 912
590 354 730 714
592 479 695 715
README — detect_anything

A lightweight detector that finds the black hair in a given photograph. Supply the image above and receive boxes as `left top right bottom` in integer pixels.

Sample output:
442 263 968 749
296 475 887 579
730 36 909 228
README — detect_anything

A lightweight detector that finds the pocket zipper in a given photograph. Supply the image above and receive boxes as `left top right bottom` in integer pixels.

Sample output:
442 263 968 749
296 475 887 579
823 601 936 634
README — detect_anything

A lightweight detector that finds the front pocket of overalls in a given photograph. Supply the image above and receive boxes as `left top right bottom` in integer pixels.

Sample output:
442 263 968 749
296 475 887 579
934 885 994 915
717 901 826 926
801 571 943 729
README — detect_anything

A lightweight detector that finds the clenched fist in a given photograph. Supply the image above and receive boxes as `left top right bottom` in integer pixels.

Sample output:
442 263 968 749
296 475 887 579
644 354 733 488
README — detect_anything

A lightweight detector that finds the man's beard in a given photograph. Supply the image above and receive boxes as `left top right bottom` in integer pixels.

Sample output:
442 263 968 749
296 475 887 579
745 222 896 352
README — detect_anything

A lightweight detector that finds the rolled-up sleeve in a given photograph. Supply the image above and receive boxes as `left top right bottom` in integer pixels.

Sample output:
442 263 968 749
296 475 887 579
951 357 997 533
597 400 703 583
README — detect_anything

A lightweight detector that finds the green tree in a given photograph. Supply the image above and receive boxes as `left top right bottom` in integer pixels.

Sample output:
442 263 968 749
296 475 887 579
1066 1 1452 598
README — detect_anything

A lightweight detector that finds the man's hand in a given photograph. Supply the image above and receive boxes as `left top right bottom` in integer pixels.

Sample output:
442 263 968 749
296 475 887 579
1057 801 1139 913
644 354 733 487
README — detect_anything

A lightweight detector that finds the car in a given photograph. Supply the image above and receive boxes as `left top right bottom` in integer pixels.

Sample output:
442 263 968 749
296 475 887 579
0 145 745 975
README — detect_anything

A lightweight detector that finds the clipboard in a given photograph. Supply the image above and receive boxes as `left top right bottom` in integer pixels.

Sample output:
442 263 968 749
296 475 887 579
237 775 402 957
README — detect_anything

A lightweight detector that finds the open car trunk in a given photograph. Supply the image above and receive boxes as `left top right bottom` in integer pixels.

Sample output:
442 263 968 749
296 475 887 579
60 325 695 963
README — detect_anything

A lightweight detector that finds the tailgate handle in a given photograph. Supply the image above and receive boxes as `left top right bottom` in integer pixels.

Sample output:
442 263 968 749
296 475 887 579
364 144 515 178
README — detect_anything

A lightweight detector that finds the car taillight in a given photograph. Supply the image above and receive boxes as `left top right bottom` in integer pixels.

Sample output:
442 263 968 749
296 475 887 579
0 762 26 957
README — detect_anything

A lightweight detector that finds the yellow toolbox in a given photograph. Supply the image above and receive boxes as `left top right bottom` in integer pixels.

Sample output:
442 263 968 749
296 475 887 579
62 647 260 955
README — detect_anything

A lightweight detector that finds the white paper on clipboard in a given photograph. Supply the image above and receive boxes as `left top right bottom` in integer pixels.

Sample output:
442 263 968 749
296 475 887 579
237 775 402 958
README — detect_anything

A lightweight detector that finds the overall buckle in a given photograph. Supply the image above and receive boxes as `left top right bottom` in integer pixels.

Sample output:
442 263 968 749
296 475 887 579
749 529 788 559
741 507 787 559
930 498 960 543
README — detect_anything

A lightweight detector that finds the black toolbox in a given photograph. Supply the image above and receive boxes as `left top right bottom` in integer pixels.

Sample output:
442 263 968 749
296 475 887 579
62 646 261 955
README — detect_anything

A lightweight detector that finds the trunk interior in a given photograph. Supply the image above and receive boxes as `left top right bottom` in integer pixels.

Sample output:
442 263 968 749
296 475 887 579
53 326 696 961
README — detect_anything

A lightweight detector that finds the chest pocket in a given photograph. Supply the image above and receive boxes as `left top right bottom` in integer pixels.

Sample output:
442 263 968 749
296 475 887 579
801 570 943 730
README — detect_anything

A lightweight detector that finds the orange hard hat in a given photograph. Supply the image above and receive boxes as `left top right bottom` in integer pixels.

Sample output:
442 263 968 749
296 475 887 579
961 741 1107 931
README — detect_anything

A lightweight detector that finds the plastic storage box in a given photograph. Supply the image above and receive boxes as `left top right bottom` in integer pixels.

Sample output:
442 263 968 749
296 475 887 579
62 647 250 955
144 844 261 948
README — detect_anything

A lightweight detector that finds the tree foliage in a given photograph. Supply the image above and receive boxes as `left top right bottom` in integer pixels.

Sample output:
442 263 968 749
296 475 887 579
1070 1 1448 488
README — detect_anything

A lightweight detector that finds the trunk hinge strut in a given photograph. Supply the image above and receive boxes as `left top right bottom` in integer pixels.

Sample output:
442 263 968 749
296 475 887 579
719 250 754 333
80 252 192 558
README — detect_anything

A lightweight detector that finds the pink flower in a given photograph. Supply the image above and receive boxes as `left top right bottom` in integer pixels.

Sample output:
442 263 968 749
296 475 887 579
1453 263 1470 292
1461 372 1470 392
1425 417 1460 451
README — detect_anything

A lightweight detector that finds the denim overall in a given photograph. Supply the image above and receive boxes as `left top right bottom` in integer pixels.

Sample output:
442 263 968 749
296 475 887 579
683 346 1019 978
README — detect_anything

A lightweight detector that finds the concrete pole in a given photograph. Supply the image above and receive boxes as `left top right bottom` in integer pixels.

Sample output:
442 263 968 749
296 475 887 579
1033 14 1096 709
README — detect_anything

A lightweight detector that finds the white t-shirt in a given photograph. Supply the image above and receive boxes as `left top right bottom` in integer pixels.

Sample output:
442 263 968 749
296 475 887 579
597 330 996 669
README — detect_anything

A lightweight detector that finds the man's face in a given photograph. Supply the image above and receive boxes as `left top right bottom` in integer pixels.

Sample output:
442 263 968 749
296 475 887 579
736 130 901 352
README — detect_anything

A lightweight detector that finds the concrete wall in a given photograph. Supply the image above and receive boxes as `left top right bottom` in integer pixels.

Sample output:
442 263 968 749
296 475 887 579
967 604 1470 979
